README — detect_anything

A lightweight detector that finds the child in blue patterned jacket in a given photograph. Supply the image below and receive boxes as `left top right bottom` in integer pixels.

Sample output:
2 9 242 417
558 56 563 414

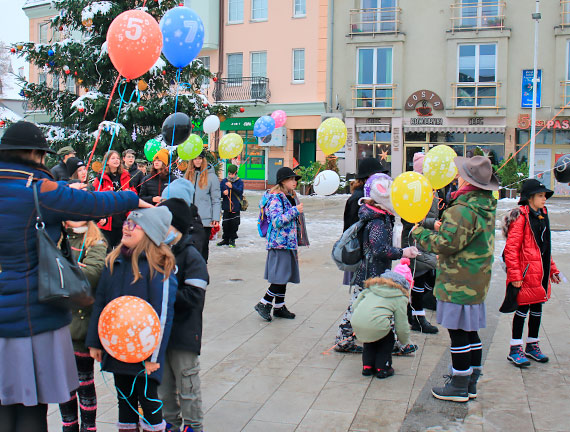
254 167 304 321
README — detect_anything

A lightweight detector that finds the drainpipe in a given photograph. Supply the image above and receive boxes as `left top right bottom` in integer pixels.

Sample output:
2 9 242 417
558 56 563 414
214 0 225 152
326 0 335 113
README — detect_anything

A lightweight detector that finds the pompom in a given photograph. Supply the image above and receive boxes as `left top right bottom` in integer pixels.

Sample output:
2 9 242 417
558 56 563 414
400 257 411 266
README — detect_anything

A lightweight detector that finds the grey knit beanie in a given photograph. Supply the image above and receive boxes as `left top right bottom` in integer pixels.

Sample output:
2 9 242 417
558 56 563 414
127 207 172 246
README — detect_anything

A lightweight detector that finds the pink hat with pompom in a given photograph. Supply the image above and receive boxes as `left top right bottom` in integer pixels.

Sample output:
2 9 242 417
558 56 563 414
393 258 414 290
413 153 425 174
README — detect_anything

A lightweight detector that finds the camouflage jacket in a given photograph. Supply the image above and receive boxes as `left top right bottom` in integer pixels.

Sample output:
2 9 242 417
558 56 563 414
412 190 497 305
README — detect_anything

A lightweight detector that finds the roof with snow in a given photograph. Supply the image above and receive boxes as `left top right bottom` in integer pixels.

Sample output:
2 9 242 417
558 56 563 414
0 105 23 122
0 73 24 101
23 0 52 8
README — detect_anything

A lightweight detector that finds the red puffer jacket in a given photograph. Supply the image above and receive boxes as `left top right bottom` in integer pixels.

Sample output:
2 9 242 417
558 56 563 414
92 170 135 231
503 205 559 305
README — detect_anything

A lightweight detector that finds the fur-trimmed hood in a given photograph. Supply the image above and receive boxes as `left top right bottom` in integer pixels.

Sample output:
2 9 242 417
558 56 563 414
501 207 522 239
364 276 410 298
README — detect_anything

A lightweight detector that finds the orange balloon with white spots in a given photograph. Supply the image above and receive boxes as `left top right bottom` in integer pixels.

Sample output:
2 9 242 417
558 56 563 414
107 10 163 80
98 296 161 363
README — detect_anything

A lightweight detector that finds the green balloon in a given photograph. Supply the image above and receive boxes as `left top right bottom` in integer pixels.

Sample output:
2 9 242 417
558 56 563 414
144 138 162 161
177 134 204 160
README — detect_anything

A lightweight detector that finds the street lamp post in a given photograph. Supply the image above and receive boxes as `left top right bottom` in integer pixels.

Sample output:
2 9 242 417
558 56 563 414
529 0 541 178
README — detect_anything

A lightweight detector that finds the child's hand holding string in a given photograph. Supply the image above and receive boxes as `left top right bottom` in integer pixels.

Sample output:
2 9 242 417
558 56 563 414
89 348 102 362
145 361 160 375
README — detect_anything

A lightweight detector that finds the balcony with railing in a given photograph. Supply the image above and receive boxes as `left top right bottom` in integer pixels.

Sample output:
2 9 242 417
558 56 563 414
349 7 401 36
450 1 506 32
451 82 500 112
213 77 270 104
562 1 570 27
351 84 396 112
561 81 570 107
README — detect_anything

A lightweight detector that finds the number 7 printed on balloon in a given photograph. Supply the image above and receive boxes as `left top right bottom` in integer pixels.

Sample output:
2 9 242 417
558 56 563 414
407 180 422 202
184 20 198 44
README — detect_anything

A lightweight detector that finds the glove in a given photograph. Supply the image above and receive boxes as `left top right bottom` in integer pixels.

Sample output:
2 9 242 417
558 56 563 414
402 246 419 259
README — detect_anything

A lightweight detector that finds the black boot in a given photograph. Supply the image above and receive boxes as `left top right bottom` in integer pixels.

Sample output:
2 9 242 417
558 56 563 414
411 315 439 334
273 305 296 319
217 239 229 246
254 302 272 321
432 374 470 402
229 239 236 248
468 368 482 399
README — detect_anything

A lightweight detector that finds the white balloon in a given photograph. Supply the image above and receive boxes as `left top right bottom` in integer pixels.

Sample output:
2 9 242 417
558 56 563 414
313 170 340 196
203 115 220 134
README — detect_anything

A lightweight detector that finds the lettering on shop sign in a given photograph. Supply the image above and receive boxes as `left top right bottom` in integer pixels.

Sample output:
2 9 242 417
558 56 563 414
392 127 401 151
410 117 443 125
347 128 353 149
405 90 444 116
469 117 484 125
518 114 570 130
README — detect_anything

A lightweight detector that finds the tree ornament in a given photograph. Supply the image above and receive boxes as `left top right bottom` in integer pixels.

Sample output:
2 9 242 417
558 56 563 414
0 121 5 127
132 129 137 142
213 76 218 82
63 65 70 71
239 107 245 113
47 49 54 56
16 45 23 51
10 48 15 53
137 80 148 91
161 70 166 75
65 69 71 75
78 107 85 113
59 26 64 31
78 78 83 84
203 103 208 107
82 18 93 28
138 106 144 112
48 61 55 67
74 71 78 76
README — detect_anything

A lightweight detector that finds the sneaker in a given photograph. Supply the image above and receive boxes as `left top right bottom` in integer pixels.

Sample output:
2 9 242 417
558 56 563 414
507 345 531 367
216 239 229 246
431 374 470 403
394 343 418 356
273 305 296 319
362 366 374 376
376 366 395 379
411 315 439 334
229 239 236 248
525 342 549 363
254 302 272 321
334 344 364 354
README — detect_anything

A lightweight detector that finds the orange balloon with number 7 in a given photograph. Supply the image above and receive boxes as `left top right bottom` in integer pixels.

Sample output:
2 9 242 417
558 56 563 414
98 296 161 363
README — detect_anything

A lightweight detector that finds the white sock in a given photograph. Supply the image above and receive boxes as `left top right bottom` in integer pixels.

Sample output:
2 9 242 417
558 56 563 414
260 298 271 305
412 310 426 316
526 337 539 343
510 339 523 346
452 367 472 376
274 302 285 308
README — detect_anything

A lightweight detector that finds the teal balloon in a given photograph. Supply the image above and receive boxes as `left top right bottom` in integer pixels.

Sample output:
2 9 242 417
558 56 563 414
144 138 162 161
178 134 203 160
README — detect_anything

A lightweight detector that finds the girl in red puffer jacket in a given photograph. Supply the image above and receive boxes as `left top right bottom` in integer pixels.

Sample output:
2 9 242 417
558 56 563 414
502 179 561 367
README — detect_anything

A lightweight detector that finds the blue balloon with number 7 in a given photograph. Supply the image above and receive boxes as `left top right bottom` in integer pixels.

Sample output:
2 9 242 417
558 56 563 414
160 6 205 68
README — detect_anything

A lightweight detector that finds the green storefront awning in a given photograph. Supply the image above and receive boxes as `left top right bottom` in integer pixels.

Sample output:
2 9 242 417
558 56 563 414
192 117 258 132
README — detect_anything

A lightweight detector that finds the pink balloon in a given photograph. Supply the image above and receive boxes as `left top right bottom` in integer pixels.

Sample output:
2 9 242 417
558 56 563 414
271 110 287 129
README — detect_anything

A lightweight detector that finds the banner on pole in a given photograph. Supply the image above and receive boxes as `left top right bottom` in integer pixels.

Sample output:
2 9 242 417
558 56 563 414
521 69 542 108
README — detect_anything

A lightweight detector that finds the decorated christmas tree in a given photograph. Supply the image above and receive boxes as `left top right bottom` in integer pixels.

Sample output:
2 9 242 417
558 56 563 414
12 0 237 164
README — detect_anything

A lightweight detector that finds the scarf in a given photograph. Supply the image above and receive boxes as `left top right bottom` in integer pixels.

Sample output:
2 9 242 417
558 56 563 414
451 184 481 200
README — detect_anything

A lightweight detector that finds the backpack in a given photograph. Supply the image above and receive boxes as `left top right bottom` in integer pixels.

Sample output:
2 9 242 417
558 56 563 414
239 195 249 211
257 192 272 237
331 220 368 272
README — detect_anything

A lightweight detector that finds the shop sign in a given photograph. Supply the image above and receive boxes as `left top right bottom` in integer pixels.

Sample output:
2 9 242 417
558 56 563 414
220 117 257 131
469 117 484 125
410 117 443 125
405 90 444 116
521 69 542 108
518 114 570 130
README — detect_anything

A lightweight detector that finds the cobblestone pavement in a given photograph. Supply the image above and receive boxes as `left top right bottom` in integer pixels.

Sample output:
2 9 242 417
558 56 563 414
47 194 570 431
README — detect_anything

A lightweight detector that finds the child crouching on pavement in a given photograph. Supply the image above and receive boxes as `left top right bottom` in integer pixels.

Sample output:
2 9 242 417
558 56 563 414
351 259 414 378
158 197 209 432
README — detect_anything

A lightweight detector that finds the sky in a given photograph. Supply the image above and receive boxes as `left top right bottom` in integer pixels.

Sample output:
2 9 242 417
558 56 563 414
1 0 32 76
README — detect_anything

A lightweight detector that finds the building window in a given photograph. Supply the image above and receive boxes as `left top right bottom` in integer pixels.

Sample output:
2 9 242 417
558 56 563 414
357 131 392 176
38 23 49 44
52 74 59 91
250 52 267 78
456 43 497 108
293 49 305 82
563 0 570 27
227 53 243 85
354 0 398 34
294 0 306 17
228 0 244 23
38 72 47 86
454 0 503 30
66 76 76 94
354 47 393 109
252 0 268 21
197 56 210 70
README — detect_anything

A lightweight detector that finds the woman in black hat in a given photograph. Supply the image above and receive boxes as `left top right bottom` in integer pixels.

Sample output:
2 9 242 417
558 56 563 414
0 121 148 431
334 157 387 353
502 179 561 368
254 167 304 321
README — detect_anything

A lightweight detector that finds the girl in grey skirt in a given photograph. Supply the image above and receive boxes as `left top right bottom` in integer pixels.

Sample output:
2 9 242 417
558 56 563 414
255 167 305 321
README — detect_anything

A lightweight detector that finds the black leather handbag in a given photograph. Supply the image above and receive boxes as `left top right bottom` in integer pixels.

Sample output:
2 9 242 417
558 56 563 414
33 182 94 309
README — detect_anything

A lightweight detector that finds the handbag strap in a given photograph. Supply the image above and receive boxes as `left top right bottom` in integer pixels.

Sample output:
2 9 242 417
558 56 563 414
32 181 44 227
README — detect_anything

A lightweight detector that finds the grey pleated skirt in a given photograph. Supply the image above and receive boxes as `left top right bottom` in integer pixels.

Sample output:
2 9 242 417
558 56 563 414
436 300 487 332
0 326 79 406
264 249 300 284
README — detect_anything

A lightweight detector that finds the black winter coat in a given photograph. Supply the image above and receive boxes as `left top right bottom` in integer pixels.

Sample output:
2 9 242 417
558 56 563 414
51 161 69 181
343 186 364 232
127 165 144 194
139 172 169 204
168 234 209 354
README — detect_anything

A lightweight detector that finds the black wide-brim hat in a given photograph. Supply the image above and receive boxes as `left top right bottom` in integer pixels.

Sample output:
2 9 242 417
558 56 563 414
276 167 301 183
356 157 388 179
0 121 55 154
518 178 553 204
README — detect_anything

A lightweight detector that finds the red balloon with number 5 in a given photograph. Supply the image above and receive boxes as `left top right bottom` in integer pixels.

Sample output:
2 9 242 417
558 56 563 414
107 10 163 80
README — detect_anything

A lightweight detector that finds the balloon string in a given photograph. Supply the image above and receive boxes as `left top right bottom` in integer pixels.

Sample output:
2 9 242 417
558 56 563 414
167 69 182 199
85 75 121 174
116 158 179 193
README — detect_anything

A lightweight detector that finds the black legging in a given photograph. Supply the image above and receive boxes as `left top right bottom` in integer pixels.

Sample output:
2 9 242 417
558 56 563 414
512 303 543 340
263 283 287 306
448 329 482 372
201 227 212 263
0 404 48 432
114 373 162 427
362 331 395 371
411 272 433 313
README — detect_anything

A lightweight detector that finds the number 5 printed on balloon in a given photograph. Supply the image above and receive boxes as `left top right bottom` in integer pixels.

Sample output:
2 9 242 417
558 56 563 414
125 17 143 41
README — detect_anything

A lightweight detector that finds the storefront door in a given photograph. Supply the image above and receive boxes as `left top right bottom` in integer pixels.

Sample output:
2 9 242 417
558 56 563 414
231 131 265 180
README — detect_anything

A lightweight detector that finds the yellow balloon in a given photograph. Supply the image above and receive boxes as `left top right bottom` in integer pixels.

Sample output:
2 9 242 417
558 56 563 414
317 117 347 156
390 172 434 223
423 145 458 190
492 190 499 200
219 133 244 159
